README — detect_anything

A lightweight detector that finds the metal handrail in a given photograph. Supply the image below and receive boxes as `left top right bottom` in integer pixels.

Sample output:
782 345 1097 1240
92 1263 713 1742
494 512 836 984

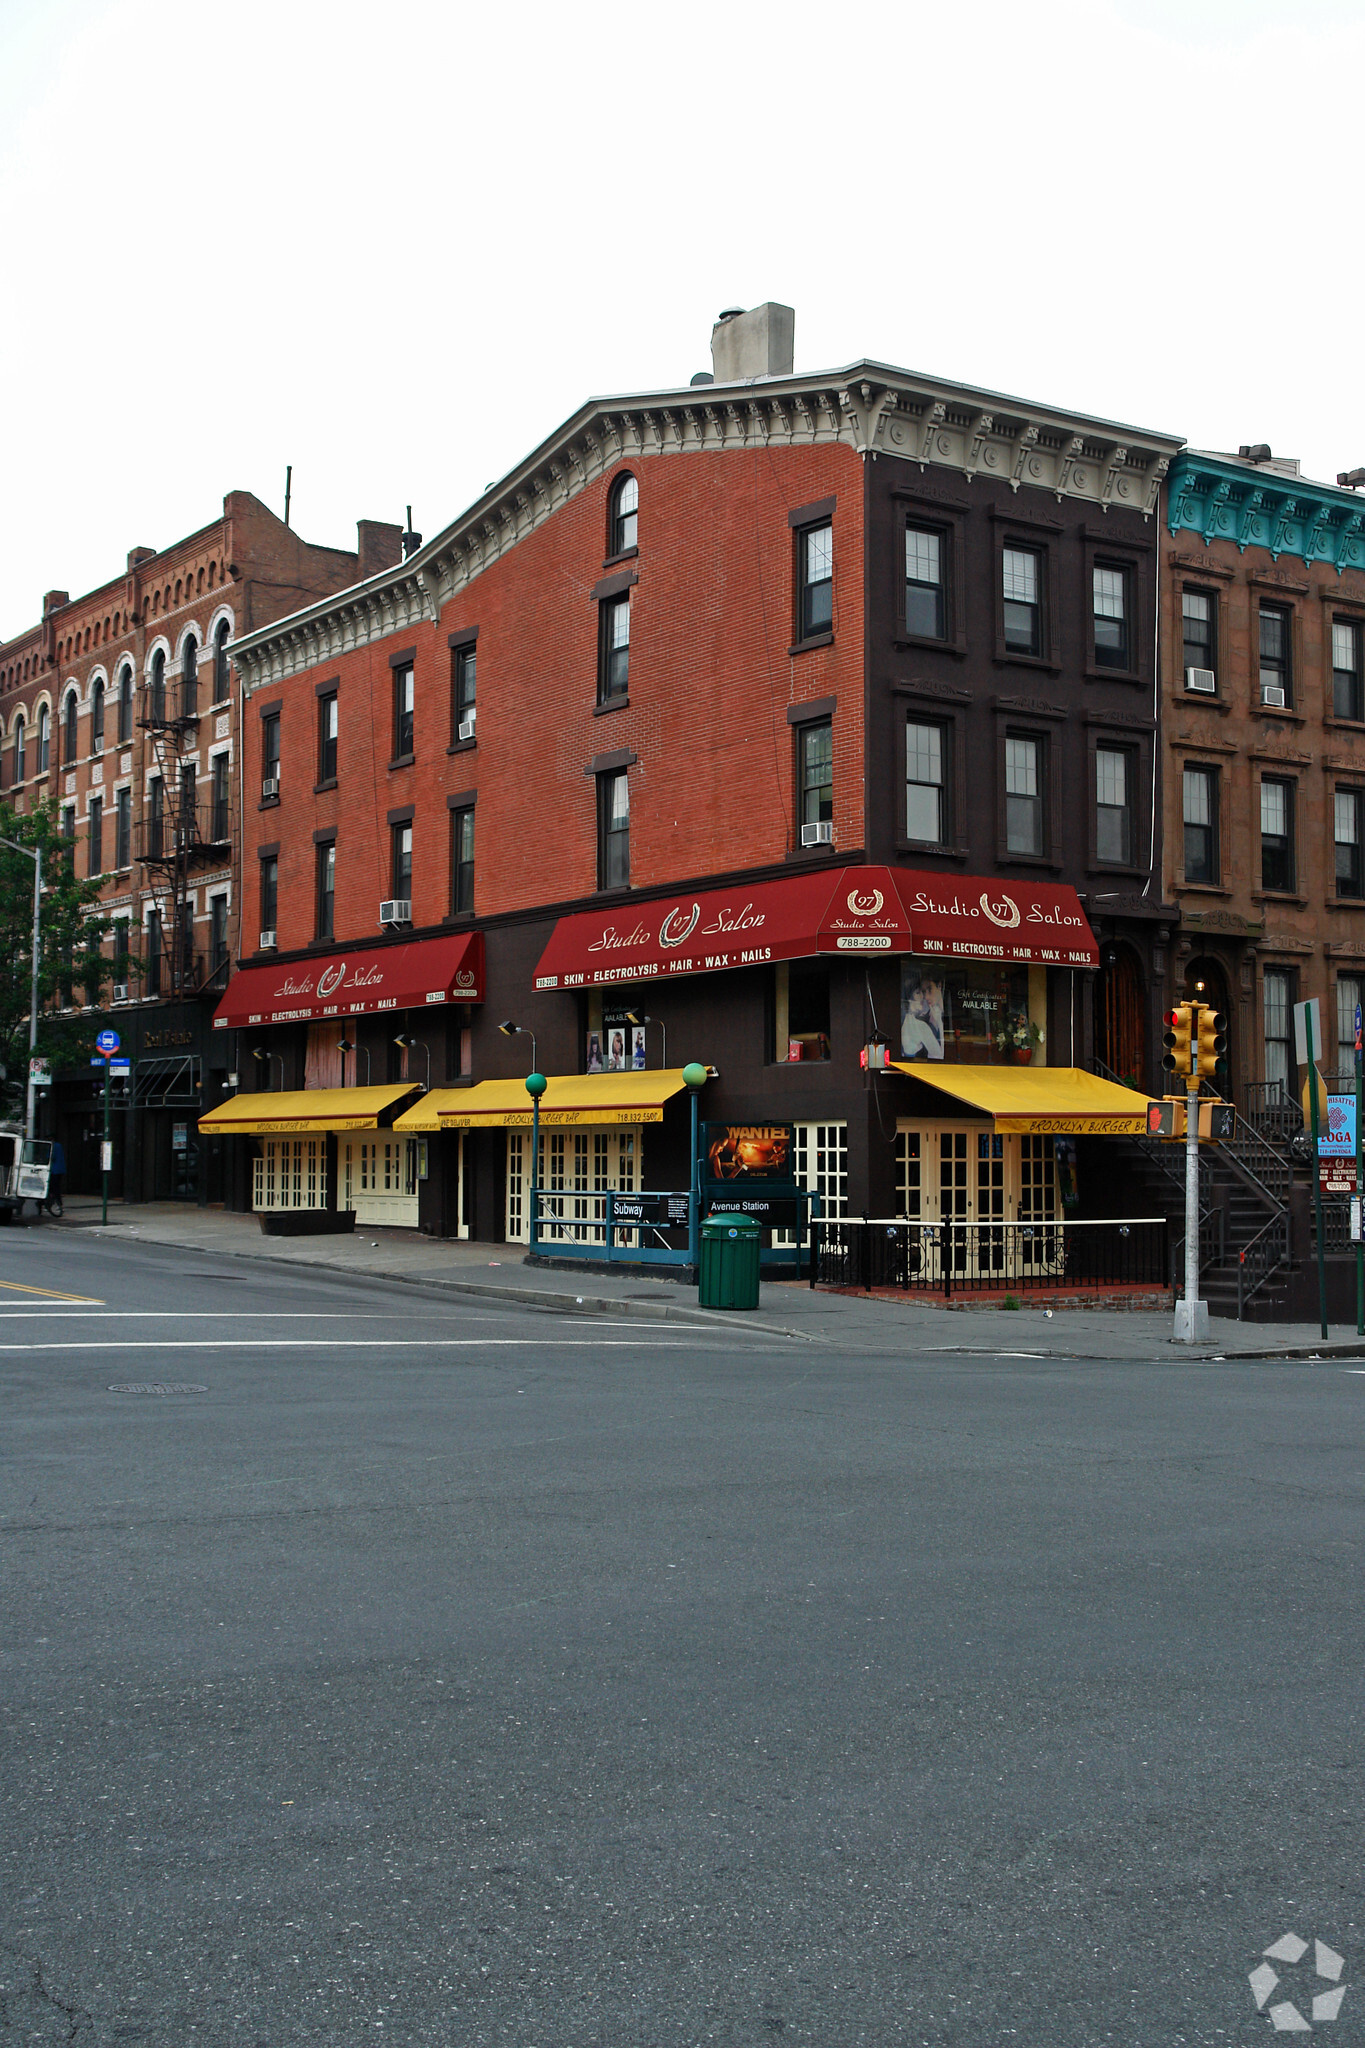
1237 1208 1291 1319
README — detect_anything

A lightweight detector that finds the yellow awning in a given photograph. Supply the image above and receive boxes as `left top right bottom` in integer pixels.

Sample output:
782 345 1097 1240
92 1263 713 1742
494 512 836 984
889 1062 1150 1135
198 1083 419 1136
431 1068 693 1130
393 1089 472 1132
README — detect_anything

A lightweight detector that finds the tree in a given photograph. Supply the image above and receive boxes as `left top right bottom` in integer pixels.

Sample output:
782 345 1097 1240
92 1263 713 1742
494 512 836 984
0 799 112 1106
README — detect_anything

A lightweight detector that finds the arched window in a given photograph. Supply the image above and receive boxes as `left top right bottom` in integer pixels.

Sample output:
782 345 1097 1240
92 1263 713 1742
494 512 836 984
610 473 638 557
92 677 105 753
14 715 24 784
63 690 78 765
150 648 165 724
182 634 198 715
213 619 230 703
37 704 50 774
117 664 133 745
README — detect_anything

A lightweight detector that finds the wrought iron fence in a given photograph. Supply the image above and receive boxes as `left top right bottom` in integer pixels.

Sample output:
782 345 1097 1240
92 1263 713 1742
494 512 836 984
1237 1208 1292 1317
1244 1081 1302 1148
810 1217 1168 1297
1313 1195 1356 1254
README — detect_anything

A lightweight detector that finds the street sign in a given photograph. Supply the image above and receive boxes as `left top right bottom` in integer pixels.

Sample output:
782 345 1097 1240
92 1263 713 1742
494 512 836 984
1356 1001 1362 1055
1293 997 1322 1066
109 1059 130 1076
29 1058 50 1086
1321 1158 1358 1196
100 1141 113 1173
1319 1094 1356 1157
95 1029 121 1055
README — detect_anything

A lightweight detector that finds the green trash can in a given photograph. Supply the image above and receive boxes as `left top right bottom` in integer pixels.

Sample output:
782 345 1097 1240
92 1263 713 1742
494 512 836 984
699 1210 761 1311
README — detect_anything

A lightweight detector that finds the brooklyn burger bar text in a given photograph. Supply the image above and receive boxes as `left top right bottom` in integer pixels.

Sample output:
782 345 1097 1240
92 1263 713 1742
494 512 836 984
533 866 1096 989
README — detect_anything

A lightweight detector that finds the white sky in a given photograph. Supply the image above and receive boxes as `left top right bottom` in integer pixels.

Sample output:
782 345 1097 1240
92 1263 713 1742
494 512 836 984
1 0 1361 639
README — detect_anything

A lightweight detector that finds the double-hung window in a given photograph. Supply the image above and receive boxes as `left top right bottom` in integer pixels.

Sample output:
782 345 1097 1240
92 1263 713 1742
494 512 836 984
1260 776 1294 891
1337 974 1364 1070
149 649 166 725
181 634 198 717
600 596 630 701
1263 968 1292 1094
117 665 133 744
213 620 231 704
609 474 638 556
797 523 833 639
88 796 103 877
452 646 476 739
37 704 49 775
1335 787 1364 898
905 721 947 844
315 839 336 941
13 715 23 784
1182 766 1218 885
1259 605 1291 706
1004 734 1044 855
209 894 228 973
261 713 280 796
115 787 131 870
210 753 229 842
1094 746 1133 863
318 692 338 782
391 823 412 904
63 692 78 766
146 908 162 997
451 805 474 914
798 721 833 836
905 527 946 640
91 677 105 753
1002 547 1042 657
1092 566 1130 670
393 662 414 759
149 775 165 858
1182 590 1216 688
598 769 630 890
1333 620 1363 721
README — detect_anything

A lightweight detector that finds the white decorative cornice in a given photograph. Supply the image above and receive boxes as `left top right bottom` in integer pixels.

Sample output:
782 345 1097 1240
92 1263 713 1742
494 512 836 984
228 360 1183 693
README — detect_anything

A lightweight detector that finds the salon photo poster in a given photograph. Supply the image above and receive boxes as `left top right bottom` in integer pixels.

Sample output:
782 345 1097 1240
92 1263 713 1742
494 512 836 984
587 1009 648 1073
899 959 1031 1065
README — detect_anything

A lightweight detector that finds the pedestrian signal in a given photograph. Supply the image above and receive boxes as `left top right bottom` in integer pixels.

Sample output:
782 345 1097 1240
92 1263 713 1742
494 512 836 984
1200 1100 1235 1141
1162 1005 1194 1077
1146 1100 1176 1137
1196 1007 1227 1074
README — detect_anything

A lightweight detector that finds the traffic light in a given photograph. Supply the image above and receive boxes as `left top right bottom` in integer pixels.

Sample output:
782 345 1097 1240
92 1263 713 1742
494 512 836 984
1196 1007 1227 1076
1199 1101 1235 1142
1162 1004 1194 1078
1146 1100 1175 1137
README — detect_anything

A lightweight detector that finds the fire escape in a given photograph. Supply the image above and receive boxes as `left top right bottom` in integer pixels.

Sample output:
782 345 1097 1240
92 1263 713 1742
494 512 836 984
136 642 232 998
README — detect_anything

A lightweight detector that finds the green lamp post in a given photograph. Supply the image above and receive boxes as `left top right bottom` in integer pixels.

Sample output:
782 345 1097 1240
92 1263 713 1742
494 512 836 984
682 1061 708 1273
525 1069 547 1252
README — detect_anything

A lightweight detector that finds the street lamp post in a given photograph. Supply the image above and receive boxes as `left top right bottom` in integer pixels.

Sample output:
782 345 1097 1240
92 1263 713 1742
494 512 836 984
393 1034 430 1091
624 1011 666 1068
0 836 43 1144
682 1061 708 1275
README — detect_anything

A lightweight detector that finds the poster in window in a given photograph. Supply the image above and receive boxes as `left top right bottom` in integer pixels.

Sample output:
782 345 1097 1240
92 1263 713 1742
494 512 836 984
900 958 1032 1064
604 1026 628 1072
631 1025 647 1070
586 1031 603 1074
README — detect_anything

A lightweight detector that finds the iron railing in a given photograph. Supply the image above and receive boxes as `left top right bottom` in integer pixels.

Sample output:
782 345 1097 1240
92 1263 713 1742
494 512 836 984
1245 1081 1302 1148
1312 1195 1356 1254
1237 1208 1292 1318
810 1217 1168 1297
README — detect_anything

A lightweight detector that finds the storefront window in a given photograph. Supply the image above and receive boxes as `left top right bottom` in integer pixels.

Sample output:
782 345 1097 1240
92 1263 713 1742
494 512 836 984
900 959 1042 1064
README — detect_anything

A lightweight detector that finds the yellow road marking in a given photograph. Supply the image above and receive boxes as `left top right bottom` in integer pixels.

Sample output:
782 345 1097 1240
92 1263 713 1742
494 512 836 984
0 1278 104 1303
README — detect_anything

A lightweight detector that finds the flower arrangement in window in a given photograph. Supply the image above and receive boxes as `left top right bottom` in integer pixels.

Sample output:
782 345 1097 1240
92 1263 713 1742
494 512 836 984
995 1012 1044 1062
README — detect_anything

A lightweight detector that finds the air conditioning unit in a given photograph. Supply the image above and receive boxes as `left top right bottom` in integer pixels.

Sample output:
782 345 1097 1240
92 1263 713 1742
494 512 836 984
113 982 129 1002
1185 666 1216 694
458 716 476 742
261 776 279 799
379 899 412 927
801 821 835 847
92 737 104 755
259 929 276 950
1262 684 1286 708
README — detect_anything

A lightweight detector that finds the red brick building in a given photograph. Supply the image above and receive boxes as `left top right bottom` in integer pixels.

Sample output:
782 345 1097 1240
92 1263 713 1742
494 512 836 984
0 494 399 1198
210 307 1179 1246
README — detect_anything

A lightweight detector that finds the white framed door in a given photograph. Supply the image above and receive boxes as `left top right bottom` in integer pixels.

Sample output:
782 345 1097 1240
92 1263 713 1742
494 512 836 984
894 1123 1060 1280
340 1135 420 1228
774 1120 849 1247
505 1127 640 1246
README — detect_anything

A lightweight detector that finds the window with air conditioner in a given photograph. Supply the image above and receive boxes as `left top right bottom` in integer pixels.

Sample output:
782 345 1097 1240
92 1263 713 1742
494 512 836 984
452 643 476 742
797 720 833 847
1182 587 1217 692
1259 604 1291 707
260 855 277 949
261 711 280 798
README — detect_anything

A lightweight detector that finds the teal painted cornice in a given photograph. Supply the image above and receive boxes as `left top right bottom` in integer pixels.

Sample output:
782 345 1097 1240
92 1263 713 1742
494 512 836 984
1167 452 1365 573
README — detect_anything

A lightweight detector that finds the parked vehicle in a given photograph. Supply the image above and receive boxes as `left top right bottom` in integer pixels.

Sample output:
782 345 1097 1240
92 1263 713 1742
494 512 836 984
0 1128 51 1219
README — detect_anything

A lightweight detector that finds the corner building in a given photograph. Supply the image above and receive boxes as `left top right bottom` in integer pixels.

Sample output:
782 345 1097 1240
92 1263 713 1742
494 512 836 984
210 308 1181 1245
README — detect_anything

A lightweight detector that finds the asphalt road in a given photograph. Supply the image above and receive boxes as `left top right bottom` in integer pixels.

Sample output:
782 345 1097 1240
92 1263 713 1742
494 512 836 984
1 1229 1362 2047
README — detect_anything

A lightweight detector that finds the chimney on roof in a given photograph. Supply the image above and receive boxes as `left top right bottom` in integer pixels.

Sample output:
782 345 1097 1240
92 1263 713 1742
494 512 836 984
42 590 69 616
710 303 795 384
357 519 403 580
126 547 155 570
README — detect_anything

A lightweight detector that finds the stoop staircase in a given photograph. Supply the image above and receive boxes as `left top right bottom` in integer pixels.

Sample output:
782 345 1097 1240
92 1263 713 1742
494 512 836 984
1094 1064 1295 1320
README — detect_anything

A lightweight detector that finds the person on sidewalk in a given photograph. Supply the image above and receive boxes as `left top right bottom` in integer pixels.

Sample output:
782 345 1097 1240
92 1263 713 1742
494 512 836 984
44 1138 65 1217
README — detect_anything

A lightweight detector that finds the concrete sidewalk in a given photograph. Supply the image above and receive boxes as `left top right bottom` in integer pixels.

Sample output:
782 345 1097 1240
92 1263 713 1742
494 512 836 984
34 1195 1365 1362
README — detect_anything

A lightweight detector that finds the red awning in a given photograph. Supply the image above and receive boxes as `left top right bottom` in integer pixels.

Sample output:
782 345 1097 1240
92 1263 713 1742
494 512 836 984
211 930 485 1029
532 866 1094 990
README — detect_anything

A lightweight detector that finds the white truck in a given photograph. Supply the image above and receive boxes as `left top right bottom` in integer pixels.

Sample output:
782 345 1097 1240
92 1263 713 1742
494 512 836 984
0 1129 52 1219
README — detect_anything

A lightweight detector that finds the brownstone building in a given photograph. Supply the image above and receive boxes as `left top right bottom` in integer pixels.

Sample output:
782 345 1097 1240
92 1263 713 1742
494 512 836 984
1162 448 1365 1113
0 493 400 1197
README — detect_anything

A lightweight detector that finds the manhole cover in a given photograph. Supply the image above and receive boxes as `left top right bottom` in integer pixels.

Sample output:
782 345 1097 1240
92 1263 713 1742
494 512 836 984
108 1383 208 1395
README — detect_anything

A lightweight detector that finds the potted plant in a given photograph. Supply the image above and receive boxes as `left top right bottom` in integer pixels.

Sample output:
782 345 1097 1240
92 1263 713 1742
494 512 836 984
995 1013 1044 1065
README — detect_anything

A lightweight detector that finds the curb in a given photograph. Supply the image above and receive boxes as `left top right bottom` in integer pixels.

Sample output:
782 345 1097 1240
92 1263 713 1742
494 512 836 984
52 1219 814 1341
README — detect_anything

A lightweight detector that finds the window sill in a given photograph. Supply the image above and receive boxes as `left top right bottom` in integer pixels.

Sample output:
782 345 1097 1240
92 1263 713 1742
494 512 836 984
893 634 966 658
783 843 843 864
1324 716 1365 733
789 632 834 655
258 796 280 810
895 840 969 860
313 777 338 794
1257 705 1307 725
1251 890 1308 905
998 853 1063 871
594 884 634 901
1181 690 1230 712
993 652 1061 675
1179 881 1231 896
1331 895 1365 907
1087 862 1148 879
593 696 629 716
443 910 476 926
1085 666 1146 686
446 737 477 755
388 753 415 771
603 546 638 570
